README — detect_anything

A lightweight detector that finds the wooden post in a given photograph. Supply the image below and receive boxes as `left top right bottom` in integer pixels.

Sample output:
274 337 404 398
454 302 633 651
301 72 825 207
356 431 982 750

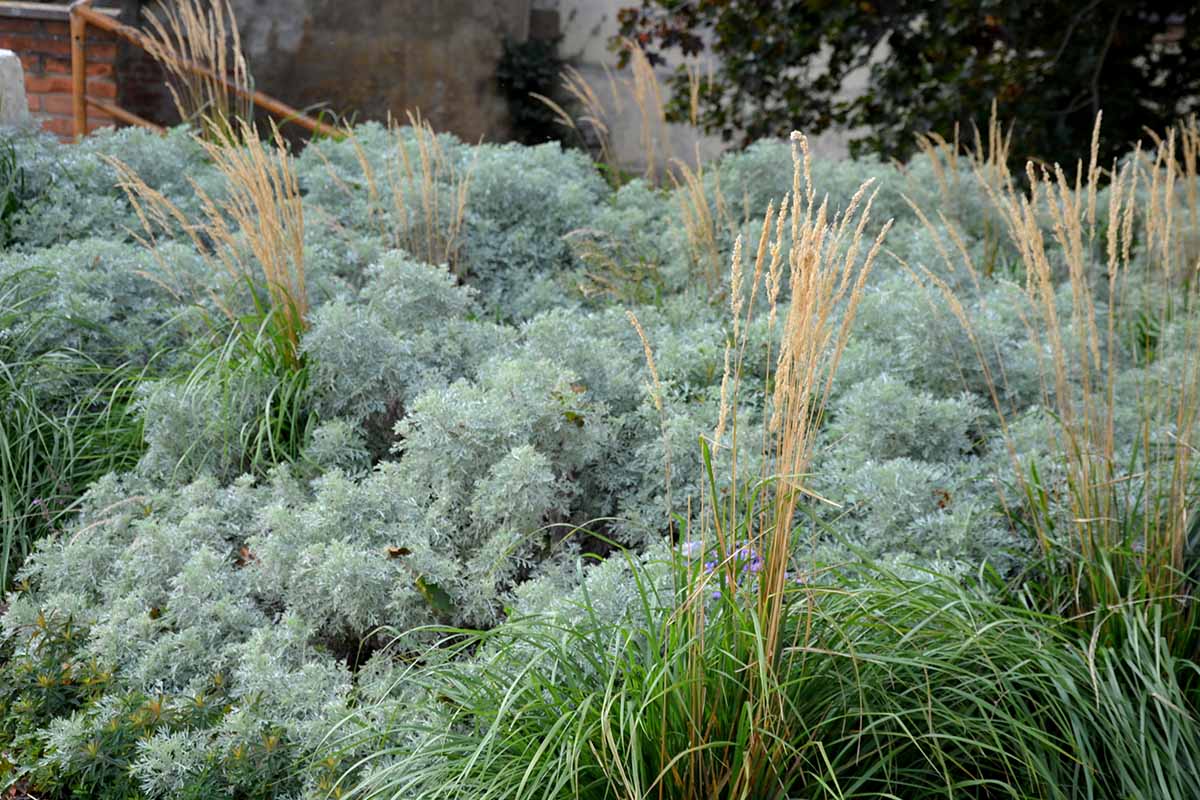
69 0 90 140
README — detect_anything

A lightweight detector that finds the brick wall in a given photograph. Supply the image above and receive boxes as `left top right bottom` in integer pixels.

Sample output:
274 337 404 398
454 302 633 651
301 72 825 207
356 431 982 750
0 3 121 140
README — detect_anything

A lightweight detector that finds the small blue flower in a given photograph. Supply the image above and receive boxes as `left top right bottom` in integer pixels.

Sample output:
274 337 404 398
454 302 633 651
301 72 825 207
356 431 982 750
785 570 806 584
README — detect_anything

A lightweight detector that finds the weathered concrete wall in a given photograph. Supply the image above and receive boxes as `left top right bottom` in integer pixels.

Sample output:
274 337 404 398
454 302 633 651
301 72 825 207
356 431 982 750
94 0 530 142
134 0 524 142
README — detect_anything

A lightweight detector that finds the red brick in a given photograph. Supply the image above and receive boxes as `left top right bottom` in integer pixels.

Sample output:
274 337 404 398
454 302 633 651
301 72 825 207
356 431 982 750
44 57 113 77
36 21 111 44
39 115 73 139
41 94 73 115
0 19 42 35
87 79 117 99
0 34 70 57
25 76 117 98
24 75 70 93
17 52 41 72
26 94 40 112
40 94 118 120
80 41 117 62
1 34 118 63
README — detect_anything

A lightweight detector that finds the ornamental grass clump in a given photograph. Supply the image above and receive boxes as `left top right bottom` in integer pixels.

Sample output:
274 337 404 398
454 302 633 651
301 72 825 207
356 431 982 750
326 114 472 275
110 119 308 370
332 564 1200 800
106 120 313 482
670 156 738 298
532 62 620 176
907 113 1200 663
535 39 686 183
141 0 254 138
663 130 891 798
910 104 1012 276
0 351 145 593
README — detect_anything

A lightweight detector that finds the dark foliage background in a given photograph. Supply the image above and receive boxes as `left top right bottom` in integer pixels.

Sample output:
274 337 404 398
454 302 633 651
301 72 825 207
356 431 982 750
498 37 571 146
616 1 1200 167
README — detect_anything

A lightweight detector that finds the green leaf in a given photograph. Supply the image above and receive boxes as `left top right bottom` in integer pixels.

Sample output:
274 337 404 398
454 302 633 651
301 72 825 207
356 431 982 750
415 576 456 621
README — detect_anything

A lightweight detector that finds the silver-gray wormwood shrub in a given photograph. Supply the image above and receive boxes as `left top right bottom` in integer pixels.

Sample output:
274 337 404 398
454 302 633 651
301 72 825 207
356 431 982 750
4 121 1172 796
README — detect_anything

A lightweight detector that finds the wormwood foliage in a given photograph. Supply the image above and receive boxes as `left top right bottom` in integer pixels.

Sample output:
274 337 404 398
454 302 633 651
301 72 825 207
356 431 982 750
331 125 1200 800
1 109 1198 798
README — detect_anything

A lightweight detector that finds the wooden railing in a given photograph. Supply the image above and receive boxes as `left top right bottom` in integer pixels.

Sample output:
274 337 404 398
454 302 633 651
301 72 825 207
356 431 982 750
67 0 340 140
